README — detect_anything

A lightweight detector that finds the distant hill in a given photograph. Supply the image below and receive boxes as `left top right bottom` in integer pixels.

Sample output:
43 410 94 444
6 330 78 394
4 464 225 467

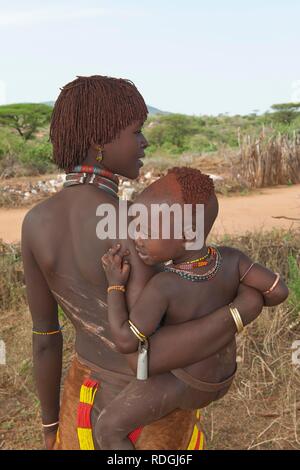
146 105 170 115
42 101 170 115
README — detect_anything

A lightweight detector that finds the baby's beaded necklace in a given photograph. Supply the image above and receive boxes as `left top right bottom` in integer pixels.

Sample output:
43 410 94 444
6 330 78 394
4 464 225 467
173 246 213 270
163 246 222 282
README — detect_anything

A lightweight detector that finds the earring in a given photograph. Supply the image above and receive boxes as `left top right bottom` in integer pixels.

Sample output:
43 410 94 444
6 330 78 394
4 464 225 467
96 146 103 162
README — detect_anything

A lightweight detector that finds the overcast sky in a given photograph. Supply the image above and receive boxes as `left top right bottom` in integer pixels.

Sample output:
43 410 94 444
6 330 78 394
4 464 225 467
0 0 299 115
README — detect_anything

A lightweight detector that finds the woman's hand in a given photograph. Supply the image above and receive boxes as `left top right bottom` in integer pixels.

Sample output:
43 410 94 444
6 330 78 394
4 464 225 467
101 244 131 286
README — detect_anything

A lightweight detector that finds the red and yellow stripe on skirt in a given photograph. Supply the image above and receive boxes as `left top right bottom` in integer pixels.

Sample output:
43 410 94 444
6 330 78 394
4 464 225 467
71 378 205 450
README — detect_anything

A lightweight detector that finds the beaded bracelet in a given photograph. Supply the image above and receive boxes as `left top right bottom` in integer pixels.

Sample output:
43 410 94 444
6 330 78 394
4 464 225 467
107 285 126 293
32 326 64 335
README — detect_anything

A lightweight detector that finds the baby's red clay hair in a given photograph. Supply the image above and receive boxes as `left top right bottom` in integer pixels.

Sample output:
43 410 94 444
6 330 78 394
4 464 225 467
166 167 215 205
136 166 217 237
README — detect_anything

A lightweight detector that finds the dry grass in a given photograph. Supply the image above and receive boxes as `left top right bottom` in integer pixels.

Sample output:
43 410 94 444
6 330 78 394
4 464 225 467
236 131 300 188
203 299 300 449
204 228 300 449
0 228 299 449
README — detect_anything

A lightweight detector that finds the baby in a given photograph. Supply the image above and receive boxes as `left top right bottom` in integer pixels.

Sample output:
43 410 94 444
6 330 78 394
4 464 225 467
96 167 289 449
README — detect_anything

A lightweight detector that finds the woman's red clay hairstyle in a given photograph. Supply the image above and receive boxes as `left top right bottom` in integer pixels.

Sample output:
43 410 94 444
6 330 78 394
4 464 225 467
167 167 215 205
50 75 148 170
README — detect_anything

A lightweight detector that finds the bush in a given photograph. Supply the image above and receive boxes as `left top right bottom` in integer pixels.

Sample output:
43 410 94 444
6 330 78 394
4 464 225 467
0 127 26 177
20 140 56 175
0 126 56 177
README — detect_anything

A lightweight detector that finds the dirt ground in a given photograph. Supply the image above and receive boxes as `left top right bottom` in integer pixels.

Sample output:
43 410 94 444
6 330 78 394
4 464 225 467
0 183 299 243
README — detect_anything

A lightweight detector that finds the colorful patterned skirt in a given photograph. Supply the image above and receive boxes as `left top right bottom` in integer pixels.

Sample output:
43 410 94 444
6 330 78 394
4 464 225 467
54 354 206 450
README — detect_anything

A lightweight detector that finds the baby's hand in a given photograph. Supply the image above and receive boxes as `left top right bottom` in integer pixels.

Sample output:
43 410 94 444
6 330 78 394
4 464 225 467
101 244 131 286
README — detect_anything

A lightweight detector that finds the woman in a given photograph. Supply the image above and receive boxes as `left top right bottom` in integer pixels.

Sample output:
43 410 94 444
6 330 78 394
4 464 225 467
21 75 264 450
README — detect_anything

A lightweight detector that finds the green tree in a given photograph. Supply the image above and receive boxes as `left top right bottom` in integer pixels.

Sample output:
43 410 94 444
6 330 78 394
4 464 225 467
147 114 205 151
271 102 300 125
0 103 52 140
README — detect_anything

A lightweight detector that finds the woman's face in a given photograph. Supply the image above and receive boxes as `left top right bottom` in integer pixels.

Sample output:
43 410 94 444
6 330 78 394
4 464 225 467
102 119 149 179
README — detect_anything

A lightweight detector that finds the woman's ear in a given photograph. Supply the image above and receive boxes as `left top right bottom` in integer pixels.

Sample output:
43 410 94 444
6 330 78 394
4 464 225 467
86 142 100 159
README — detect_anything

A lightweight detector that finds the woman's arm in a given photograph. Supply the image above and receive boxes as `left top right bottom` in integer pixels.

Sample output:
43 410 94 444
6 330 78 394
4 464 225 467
21 214 62 450
125 283 264 376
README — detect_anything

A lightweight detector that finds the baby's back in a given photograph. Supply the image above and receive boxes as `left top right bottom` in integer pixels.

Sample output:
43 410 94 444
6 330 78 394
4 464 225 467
162 246 240 385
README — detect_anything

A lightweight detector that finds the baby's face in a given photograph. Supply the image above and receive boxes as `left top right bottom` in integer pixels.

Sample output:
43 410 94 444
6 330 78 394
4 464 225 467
134 235 182 265
132 211 185 265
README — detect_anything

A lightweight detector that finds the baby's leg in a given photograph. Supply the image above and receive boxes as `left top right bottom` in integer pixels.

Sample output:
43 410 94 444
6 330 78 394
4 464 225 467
94 371 188 450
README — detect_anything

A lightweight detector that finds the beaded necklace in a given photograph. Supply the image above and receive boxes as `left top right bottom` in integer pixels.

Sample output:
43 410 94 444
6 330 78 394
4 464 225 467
162 246 222 282
173 246 213 270
63 165 119 199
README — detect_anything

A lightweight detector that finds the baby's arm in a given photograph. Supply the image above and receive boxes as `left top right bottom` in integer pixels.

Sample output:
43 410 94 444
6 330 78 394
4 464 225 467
101 245 168 354
237 249 289 307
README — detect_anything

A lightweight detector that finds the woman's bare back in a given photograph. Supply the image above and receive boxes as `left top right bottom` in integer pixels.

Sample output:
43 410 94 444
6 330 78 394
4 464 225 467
24 184 139 373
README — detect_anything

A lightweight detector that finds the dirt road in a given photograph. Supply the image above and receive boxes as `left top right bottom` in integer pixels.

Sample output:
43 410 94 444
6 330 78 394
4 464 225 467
0 184 299 243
